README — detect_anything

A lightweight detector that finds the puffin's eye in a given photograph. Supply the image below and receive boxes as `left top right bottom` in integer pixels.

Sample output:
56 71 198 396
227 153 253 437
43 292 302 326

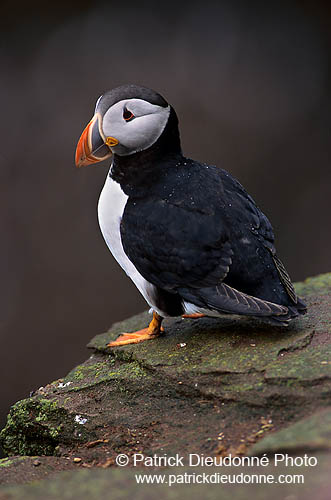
123 107 134 122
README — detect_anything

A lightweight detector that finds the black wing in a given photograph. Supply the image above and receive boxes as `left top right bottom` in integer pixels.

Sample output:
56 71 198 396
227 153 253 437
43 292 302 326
221 170 297 303
221 170 275 249
121 195 233 291
121 161 297 306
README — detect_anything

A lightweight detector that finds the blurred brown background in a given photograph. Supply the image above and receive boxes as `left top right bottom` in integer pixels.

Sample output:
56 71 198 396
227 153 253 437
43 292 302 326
1 0 330 454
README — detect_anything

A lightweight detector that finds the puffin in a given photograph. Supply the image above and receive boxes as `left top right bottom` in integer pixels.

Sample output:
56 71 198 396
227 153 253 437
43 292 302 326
75 84 306 347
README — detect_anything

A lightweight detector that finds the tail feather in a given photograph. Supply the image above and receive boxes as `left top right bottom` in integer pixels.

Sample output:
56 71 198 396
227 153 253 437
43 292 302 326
180 282 307 325
271 253 298 304
181 282 288 317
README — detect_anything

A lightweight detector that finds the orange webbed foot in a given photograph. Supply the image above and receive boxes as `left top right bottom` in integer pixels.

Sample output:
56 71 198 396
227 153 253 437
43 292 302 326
182 313 206 319
107 311 163 347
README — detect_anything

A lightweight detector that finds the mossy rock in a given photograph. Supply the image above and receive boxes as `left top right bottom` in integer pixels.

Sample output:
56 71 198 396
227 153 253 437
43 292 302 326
0 398 90 457
0 273 330 490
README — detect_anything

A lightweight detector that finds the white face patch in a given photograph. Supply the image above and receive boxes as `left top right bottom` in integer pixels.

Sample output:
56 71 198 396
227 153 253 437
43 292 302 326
101 99 170 155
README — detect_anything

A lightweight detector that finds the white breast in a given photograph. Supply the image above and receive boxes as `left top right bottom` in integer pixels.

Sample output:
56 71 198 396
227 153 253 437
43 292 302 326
97 171 165 316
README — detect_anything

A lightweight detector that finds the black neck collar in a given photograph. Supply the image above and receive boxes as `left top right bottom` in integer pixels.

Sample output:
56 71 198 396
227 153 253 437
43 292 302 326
110 106 182 196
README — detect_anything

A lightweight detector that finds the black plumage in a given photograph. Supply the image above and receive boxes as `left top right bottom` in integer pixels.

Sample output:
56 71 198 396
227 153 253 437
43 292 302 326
109 104 306 325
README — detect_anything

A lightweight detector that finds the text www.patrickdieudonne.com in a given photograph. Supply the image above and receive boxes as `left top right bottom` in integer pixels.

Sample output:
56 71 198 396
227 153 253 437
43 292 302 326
135 471 305 486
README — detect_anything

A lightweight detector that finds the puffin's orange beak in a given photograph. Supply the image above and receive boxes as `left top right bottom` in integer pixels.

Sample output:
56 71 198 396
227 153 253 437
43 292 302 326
75 114 114 168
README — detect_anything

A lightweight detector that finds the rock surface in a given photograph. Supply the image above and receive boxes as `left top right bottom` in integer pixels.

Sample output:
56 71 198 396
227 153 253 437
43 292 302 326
0 273 330 498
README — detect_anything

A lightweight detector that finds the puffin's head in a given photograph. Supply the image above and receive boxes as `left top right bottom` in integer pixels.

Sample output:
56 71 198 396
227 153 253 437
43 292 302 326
75 84 172 167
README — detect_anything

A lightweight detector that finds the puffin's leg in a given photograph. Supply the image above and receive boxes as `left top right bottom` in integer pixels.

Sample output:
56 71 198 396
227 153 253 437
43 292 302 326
182 313 206 319
107 311 163 347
